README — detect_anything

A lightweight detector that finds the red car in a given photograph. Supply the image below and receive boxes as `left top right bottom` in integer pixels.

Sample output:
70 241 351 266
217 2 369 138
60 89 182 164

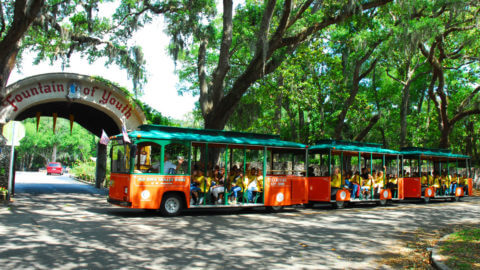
47 162 63 175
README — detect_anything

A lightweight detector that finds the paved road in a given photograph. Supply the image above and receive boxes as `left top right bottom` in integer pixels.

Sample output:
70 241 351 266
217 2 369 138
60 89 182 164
1 172 479 269
13 171 107 195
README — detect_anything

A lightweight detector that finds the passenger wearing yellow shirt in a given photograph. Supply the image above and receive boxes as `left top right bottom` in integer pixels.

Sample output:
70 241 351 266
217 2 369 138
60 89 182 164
247 168 262 203
195 170 211 204
459 176 469 195
433 173 441 195
374 171 385 194
386 174 398 196
349 172 361 199
331 168 342 199
331 168 342 188
229 168 245 204
421 173 428 186
449 173 458 195
427 173 434 186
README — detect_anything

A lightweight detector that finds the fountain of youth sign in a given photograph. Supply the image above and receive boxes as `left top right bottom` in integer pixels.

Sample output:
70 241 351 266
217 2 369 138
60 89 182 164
0 73 145 132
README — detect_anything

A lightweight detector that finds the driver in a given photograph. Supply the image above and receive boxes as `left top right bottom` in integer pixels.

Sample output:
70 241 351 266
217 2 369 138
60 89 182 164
152 153 184 174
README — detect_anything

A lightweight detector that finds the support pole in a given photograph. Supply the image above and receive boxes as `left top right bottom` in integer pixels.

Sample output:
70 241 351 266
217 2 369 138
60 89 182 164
7 122 16 201
95 141 107 188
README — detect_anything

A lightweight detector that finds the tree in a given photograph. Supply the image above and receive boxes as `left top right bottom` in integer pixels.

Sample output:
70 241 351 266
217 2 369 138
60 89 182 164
0 0 154 102
417 1 480 148
0 0 44 97
171 0 393 130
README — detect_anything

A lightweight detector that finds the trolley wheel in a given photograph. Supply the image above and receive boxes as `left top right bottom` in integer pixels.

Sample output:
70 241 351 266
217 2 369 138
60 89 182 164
454 196 461 202
333 200 346 209
378 199 387 206
423 197 430 204
160 194 183 216
266 205 284 213
47 172 51 175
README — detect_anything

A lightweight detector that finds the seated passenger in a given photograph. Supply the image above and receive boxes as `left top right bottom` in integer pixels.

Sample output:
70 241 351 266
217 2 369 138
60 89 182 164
197 170 212 204
350 172 360 199
331 168 342 199
449 173 458 195
427 173 434 186
374 171 384 194
190 169 201 204
211 167 225 203
247 168 259 203
459 176 469 195
433 173 441 194
386 174 398 195
361 174 373 199
151 153 184 174
421 173 428 186
229 167 244 204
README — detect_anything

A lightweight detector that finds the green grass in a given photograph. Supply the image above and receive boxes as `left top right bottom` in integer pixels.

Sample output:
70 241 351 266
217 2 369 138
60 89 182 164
440 228 480 270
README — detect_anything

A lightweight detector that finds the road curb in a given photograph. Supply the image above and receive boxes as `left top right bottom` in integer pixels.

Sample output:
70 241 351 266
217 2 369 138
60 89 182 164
431 234 452 270
70 175 109 194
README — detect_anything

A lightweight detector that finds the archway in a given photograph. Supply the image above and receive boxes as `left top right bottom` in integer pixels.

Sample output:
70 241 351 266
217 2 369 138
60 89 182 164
0 73 146 189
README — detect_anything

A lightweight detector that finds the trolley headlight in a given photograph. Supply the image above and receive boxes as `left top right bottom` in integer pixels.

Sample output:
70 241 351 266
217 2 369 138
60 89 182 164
124 186 128 194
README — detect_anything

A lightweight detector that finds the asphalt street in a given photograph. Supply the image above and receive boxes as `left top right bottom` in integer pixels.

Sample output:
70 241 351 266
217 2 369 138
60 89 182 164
1 172 479 269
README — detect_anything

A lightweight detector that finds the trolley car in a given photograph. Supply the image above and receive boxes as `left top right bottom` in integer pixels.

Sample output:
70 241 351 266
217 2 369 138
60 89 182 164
399 147 472 203
306 140 401 208
107 125 309 216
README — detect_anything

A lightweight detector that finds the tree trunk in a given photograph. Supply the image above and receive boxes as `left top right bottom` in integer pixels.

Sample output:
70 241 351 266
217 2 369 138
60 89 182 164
0 0 45 98
399 84 410 147
438 124 451 149
298 109 305 143
51 144 57 162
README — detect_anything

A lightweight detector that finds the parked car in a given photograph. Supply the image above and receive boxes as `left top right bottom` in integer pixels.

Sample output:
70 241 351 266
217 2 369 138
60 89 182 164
47 162 63 175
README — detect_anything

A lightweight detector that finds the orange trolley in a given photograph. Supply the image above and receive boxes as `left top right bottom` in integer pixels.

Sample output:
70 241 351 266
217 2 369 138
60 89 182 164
306 140 400 208
399 147 472 203
108 125 308 216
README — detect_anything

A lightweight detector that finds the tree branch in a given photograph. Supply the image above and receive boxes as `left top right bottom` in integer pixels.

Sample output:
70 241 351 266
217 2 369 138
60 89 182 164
198 39 210 117
353 114 381 141
210 0 233 105
457 85 480 113
281 0 392 49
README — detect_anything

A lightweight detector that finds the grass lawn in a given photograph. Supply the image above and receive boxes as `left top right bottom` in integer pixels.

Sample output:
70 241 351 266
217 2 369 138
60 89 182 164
440 228 480 269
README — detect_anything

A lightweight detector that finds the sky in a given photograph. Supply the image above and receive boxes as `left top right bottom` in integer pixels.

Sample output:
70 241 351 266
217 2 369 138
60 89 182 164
9 17 197 120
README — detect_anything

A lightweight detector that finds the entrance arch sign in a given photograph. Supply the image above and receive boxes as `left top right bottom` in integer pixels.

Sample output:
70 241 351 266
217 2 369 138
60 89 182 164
0 73 146 134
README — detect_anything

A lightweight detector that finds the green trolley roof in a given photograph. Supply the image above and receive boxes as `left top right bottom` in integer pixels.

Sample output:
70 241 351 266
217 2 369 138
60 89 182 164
309 140 400 155
118 125 306 149
400 147 470 160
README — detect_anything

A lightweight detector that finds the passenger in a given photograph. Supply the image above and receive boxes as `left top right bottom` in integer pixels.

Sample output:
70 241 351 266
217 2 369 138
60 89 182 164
433 172 441 195
151 153 184 174
361 174 373 199
211 168 225 204
331 168 342 199
350 172 360 199
444 173 452 195
247 168 259 203
460 175 469 195
190 169 201 204
229 167 245 204
255 168 264 202
421 172 428 186
195 170 210 204
427 172 434 186
360 168 369 180
449 173 458 195
386 174 398 194
374 170 384 195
